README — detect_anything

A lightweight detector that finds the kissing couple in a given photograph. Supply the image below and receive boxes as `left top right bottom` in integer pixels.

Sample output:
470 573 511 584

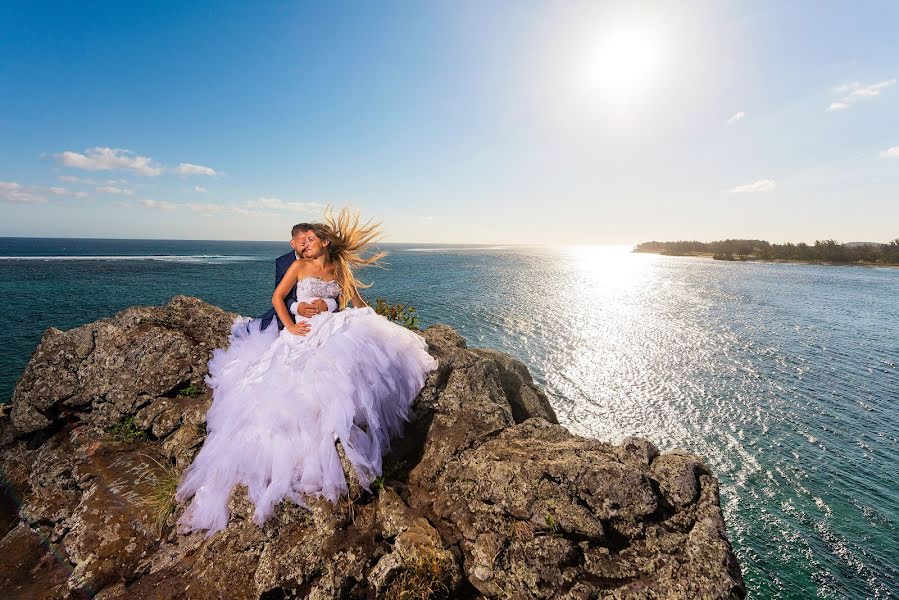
175 207 437 535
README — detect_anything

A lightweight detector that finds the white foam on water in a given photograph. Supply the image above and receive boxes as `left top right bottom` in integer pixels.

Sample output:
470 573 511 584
0 255 257 263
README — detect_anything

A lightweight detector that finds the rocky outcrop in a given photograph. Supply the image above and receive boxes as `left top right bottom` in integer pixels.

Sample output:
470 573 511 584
0 296 745 599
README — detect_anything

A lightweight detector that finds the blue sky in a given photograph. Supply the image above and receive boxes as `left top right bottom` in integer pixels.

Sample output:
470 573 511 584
1 1 898 244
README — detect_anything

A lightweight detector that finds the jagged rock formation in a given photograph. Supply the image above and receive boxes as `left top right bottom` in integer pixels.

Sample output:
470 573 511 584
0 296 745 599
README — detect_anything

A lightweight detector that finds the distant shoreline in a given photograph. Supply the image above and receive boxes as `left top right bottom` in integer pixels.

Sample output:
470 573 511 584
633 248 899 268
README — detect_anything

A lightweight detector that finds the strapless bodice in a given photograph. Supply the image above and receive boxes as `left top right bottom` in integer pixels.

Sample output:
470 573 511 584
296 276 340 299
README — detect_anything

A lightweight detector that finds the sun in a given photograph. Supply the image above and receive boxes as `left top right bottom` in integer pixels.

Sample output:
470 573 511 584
582 25 665 103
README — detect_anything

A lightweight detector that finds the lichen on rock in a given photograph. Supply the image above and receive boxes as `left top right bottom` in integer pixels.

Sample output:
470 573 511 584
0 296 745 599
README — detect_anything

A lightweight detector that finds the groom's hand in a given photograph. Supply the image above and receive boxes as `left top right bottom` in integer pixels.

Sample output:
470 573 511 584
286 322 311 336
296 300 327 317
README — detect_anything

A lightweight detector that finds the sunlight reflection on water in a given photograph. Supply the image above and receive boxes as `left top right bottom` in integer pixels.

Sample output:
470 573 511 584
392 246 899 599
1 241 897 598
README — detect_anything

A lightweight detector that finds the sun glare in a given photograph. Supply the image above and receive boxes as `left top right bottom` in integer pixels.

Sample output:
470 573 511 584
582 25 665 103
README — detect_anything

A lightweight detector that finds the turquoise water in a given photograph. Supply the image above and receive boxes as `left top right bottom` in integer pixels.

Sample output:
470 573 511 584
1 237 897 598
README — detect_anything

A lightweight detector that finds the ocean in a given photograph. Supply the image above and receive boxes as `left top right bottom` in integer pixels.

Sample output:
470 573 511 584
0 237 896 598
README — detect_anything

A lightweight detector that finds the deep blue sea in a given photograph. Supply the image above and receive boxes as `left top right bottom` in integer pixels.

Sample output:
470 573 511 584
1 237 897 598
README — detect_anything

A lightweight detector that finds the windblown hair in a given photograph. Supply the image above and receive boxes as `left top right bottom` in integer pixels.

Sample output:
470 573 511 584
309 207 386 308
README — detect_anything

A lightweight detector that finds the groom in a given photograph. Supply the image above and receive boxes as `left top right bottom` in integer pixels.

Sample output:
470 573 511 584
254 222 339 331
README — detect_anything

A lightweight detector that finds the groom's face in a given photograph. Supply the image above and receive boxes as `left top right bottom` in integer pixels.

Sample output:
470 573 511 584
290 230 310 257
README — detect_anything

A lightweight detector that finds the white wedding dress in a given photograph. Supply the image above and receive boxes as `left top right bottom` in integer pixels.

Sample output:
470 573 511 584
176 276 437 534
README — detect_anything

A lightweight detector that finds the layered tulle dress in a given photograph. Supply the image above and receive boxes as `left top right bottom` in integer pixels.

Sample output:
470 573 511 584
176 276 437 534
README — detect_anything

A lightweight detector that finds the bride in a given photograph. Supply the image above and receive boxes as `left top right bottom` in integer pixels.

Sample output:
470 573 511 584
175 208 438 534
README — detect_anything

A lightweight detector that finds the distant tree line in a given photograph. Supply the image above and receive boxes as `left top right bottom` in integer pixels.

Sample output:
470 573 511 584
633 238 899 264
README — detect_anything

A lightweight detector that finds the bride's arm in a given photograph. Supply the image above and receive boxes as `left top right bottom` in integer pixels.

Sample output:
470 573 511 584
273 262 310 335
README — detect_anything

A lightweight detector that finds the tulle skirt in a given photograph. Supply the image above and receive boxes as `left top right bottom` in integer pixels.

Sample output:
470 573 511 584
175 307 437 534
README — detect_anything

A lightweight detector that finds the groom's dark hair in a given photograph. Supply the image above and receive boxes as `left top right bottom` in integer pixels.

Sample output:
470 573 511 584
291 223 313 237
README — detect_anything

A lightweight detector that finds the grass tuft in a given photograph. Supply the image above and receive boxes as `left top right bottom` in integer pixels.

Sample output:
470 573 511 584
106 416 147 443
140 453 181 533
384 549 452 600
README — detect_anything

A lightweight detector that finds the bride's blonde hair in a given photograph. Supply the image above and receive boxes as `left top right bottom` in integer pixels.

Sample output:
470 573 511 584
310 206 386 308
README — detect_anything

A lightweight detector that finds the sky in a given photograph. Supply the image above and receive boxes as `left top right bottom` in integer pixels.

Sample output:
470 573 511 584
1 0 898 244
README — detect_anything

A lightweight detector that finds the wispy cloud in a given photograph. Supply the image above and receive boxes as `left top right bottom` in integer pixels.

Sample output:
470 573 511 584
244 197 324 214
53 186 87 198
1 181 89 203
58 175 96 185
827 79 896 111
139 199 177 210
0 181 45 204
173 163 217 177
726 111 745 125
53 147 164 176
838 79 896 97
730 179 776 193
231 206 263 216
194 185 208 193
112 201 131 208
187 202 223 216
129 195 322 218
51 147 219 179
422 216 434 224
880 146 899 158
95 185 133 196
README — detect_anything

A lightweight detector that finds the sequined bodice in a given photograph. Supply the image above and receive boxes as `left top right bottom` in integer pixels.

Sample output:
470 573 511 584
296 276 340 299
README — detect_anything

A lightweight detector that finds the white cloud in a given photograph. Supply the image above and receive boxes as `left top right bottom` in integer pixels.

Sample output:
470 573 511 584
1 181 89 203
194 185 208 193
187 202 224 216
52 148 219 179
726 111 745 125
173 162 217 177
95 186 134 196
828 79 895 111
58 175 96 185
730 179 776 193
880 146 899 158
140 199 177 210
231 206 263 216
113 201 131 208
127 196 320 218
0 181 45 204
844 79 896 97
244 197 324 214
422 216 434 224
49 186 88 198
53 147 164 176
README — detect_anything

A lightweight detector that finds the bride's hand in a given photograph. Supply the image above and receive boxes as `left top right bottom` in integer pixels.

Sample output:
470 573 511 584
286 321 311 336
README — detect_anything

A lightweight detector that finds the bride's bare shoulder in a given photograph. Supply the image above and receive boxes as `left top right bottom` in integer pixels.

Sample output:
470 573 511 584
288 258 312 271
283 259 309 279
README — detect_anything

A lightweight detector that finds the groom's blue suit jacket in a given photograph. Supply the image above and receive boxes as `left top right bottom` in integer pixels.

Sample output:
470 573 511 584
255 250 298 331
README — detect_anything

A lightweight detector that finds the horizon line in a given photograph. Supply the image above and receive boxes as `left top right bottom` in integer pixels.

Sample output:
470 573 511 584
1 234 896 246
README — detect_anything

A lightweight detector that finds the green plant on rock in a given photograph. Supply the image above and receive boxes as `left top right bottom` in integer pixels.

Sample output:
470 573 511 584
176 384 202 398
106 416 147 443
368 459 406 497
374 298 420 331
545 513 557 535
